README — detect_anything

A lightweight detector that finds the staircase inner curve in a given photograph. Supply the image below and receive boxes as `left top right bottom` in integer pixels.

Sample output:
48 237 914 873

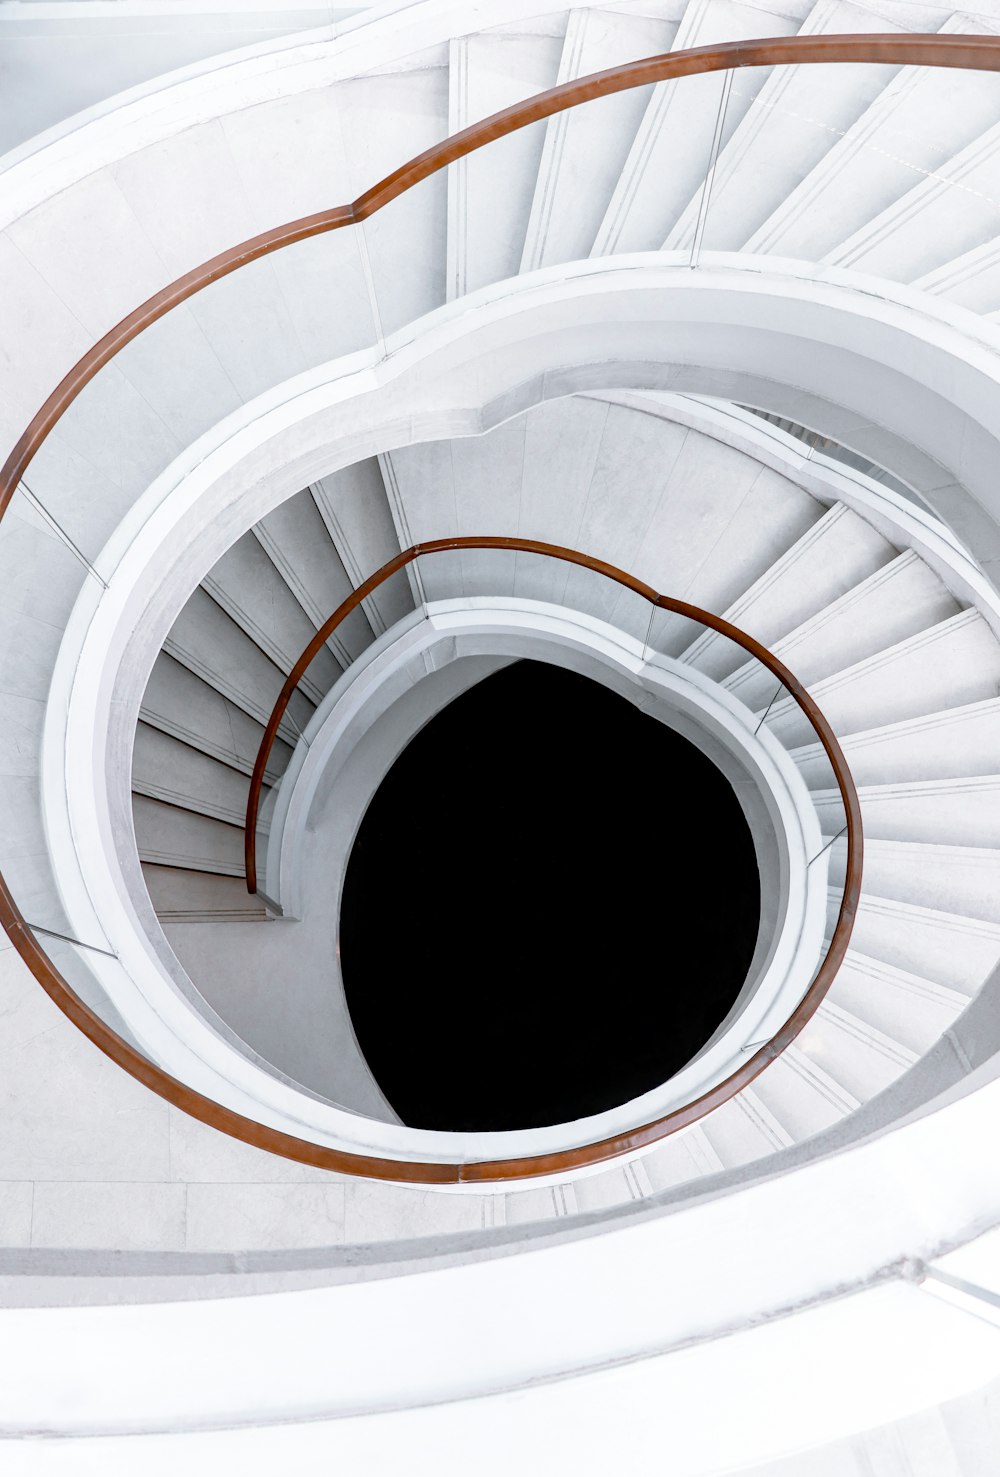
109 516 850 1177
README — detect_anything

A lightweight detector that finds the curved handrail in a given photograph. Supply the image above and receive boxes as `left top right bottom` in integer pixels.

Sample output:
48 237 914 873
4 33 1000 513
242 534 862 1179
246 535 857 883
13 27 995 1175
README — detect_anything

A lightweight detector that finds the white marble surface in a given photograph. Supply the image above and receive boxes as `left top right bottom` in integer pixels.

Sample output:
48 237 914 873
0 933 508 1250
0 1180 32 1247
186 1181 346 1250
31 1182 187 1252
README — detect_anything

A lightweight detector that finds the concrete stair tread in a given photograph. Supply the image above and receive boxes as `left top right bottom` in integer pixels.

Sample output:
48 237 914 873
141 863 267 924
590 0 801 257
723 549 957 705
254 488 377 669
447 30 563 299
793 998 916 1106
817 774 1000 851
826 886 1000 995
829 947 969 1058
752 1043 860 1139
697 1088 795 1166
166 587 314 741
131 722 254 829
664 0 911 254
681 502 894 681
916 233 1000 315
519 6 680 273
744 10 1000 261
790 696 1000 788
141 653 293 785
825 107 1000 284
132 795 246 878
828 834 1000 923
203 530 341 705
763 608 1000 746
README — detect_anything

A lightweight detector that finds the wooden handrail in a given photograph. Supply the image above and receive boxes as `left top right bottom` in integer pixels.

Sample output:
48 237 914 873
239 533 862 1179
246 535 856 887
5 33 1000 519
22 26 1000 1175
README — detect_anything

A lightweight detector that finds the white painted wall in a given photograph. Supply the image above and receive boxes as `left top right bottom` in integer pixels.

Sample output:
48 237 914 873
0 1 365 158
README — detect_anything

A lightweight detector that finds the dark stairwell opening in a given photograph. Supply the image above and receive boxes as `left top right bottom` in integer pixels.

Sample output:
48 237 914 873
340 660 761 1133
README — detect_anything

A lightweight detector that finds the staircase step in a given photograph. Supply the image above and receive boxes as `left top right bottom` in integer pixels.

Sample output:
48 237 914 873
520 6 678 272
378 440 465 603
203 531 341 705
447 31 562 299
745 11 1000 261
666 0 908 253
141 654 293 785
254 488 377 667
795 999 917 1104
165 588 314 739
915 234 1000 315
683 502 894 680
698 1089 794 1167
751 1045 859 1140
132 796 246 877
573 1157 653 1215
826 887 1000 995
828 949 967 1058
791 697 1000 788
311 460 414 635
723 550 956 708
132 723 251 828
591 0 798 256
637 1127 722 1193
765 609 1000 747
141 863 266 924
827 112 1000 284
819 777 1000 851
827 835 1000 924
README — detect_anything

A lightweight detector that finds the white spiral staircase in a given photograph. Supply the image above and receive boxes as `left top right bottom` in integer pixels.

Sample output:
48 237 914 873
131 391 1000 1189
7 1 1000 1472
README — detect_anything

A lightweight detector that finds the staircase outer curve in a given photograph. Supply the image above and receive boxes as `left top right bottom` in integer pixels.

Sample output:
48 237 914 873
9 6 1000 1472
1 28 999 1171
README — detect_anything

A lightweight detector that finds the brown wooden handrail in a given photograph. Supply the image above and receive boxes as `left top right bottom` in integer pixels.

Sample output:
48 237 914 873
246 535 857 893
18 26 999 1176
240 534 862 1175
5 33 1000 520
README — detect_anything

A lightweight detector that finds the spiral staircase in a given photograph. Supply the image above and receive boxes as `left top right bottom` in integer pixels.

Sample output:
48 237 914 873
8 0 1000 1472
133 391 1000 1165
